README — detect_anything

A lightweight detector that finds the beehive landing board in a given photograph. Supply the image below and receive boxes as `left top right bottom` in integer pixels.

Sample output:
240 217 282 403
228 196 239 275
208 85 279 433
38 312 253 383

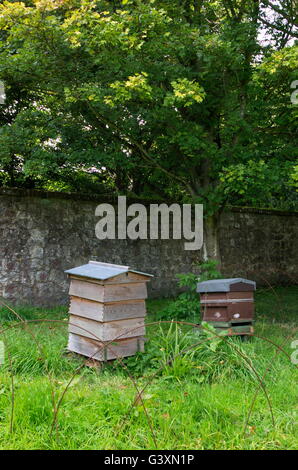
68 333 145 362
205 322 254 335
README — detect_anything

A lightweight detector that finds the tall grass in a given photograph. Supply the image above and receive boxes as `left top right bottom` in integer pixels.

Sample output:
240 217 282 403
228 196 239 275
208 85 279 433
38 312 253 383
0 287 297 449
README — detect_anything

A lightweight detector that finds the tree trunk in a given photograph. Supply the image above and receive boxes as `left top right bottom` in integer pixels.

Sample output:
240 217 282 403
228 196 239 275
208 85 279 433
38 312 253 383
202 213 221 267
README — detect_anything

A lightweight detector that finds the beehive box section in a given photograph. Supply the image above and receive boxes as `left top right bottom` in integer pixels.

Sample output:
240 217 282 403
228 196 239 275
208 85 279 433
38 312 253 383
68 333 145 361
103 282 148 302
69 278 148 302
69 315 146 342
69 279 104 302
200 290 254 322
69 297 146 322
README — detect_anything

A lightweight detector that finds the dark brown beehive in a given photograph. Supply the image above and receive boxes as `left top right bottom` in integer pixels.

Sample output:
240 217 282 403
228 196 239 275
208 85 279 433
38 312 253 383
197 278 256 325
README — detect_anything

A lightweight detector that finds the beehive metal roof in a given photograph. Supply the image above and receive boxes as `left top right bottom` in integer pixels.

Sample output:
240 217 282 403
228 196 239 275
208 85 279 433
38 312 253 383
65 261 153 281
196 278 256 293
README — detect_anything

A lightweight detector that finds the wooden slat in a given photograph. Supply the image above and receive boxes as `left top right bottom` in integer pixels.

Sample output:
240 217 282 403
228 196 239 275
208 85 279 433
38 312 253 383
69 279 147 302
103 282 147 302
69 296 104 321
68 333 145 361
68 314 146 342
69 279 104 302
201 292 254 301
104 299 146 320
69 296 146 322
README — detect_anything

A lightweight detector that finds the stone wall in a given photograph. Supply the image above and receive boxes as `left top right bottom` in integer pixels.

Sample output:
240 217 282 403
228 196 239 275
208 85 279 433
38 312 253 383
219 208 298 286
0 188 297 306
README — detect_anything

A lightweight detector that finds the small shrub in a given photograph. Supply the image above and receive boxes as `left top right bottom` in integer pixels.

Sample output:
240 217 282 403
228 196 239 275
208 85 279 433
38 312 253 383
157 260 221 321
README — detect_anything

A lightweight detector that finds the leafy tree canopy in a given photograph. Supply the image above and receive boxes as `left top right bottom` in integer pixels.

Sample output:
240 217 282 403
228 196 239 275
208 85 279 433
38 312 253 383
0 0 297 212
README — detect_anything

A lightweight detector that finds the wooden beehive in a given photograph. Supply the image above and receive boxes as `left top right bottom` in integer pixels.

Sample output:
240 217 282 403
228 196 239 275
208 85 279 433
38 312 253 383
65 261 153 361
197 278 256 336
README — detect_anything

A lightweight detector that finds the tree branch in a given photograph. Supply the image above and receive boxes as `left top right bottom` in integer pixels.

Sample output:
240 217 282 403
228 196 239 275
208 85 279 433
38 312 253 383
85 103 193 193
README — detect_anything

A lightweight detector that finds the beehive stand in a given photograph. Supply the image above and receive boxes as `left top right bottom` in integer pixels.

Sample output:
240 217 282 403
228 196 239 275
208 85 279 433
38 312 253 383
197 278 256 338
65 261 153 361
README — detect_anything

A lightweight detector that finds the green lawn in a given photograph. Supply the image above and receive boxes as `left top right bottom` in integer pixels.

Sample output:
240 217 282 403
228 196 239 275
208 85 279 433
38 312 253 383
0 286 297 450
